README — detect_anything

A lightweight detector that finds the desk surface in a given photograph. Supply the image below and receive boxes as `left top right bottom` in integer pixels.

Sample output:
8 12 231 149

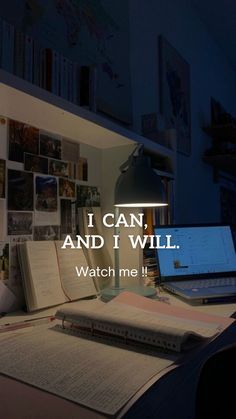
1 290 235 326
0 291 235 419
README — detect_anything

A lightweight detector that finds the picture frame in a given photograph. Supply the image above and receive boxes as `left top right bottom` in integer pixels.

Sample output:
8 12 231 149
159 36 191 155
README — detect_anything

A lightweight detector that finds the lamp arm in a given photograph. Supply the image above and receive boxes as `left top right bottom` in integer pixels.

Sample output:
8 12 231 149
119 144 144 173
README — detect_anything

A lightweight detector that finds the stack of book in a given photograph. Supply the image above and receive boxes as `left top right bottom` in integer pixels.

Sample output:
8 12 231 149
0 18 96 108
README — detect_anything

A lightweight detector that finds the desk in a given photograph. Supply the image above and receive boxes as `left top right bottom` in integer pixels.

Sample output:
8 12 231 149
0 293 235 419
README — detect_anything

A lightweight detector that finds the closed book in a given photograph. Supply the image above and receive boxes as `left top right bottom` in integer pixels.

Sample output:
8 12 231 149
72 62 80 105
67 59 73 102
33 40 41 86
24 35 33 82
14 31 25 78
60 55 69 100
1 20 14 72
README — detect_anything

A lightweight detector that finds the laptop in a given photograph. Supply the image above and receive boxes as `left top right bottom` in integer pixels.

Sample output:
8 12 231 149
154 224 236 304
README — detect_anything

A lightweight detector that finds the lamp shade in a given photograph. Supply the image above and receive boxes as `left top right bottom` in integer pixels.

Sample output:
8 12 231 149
114 153 168 207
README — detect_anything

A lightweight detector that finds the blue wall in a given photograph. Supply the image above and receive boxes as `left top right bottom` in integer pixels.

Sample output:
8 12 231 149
129 0 236 223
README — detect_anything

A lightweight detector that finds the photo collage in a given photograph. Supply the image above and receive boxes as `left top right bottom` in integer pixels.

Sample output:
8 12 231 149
0 117 101 287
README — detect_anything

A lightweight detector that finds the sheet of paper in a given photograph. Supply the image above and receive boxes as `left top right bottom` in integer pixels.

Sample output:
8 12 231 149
114 292 234 329
0 324 176 416
0 282 16 312
55 241 97 300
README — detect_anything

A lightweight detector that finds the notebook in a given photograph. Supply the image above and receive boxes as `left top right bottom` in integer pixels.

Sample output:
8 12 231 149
154 225 236 304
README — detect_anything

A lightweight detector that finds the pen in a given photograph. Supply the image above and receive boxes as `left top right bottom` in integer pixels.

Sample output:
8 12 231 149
0 316 55 332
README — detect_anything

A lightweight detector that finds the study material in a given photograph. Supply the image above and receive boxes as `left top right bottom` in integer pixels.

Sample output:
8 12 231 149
56 291 233 353
0 319 176 416
0 293 233 416
18 241 97 312
155 225 236 303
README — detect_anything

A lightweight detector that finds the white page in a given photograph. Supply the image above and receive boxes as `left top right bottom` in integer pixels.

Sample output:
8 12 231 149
55 241 97 300
0 323 176 416
25 241 67 309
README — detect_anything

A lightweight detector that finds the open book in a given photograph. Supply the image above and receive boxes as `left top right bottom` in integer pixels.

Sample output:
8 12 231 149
18 241 98 311
55 291 232 353
0 292 233 417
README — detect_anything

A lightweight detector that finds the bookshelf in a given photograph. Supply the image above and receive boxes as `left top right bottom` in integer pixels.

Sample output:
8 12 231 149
0 69 176 293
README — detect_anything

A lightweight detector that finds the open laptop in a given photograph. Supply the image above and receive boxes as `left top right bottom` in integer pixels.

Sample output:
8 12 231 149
154 224 236 304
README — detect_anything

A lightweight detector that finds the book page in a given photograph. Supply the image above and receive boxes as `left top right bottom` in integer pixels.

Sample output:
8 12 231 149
0 323 177 416
24 241 67 310
55 241 97 300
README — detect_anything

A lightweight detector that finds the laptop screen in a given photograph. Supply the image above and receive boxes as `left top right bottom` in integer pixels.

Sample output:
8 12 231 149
154 225 236 279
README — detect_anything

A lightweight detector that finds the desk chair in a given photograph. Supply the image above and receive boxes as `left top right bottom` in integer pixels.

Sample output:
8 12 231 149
195 344 236 419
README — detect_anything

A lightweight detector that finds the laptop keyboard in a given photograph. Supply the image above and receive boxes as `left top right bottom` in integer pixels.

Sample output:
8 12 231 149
174 277 236 290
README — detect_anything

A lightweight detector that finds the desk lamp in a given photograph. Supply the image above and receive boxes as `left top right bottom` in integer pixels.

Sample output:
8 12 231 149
101 145 168 301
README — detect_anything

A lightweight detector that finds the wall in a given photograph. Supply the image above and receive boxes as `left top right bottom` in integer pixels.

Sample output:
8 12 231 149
129 0 236 223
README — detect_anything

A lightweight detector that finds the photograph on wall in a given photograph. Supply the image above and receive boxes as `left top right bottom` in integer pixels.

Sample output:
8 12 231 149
74 157 88 181
8 212 33 236
8 169 34 211
159 36 191 155
62 138 80 162
59 178 76 198
9 235 32 287
34 225 60 241
49 159 73 178
60 199 72 236
24 153 48 174
39 132 61 160
0 242 9 280
76 185 101 207
8 119 39 162
0 159 6 198
35 175 58 212
0 200 6 241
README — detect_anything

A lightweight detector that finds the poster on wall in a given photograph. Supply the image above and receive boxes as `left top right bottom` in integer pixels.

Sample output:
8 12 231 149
7 212 33 236
159 36 191 155
39 133 61 160
8 119 39 162
0 242 9 280
0 159 6 198
8 169 34 211
24 154 48 174
59 178 76 198
34 225 60 241
76 185 101 207
1 0 132 124
35 175 58 212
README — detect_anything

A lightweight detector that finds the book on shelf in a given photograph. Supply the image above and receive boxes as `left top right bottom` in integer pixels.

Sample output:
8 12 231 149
24 35 33 83
18 240 98 312
0 19 14 73
14 30 25 78
55 291 231 353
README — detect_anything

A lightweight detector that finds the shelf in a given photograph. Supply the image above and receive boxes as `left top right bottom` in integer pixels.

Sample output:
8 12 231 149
203 124 236 143
0 69 176 160
203 154 236 178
